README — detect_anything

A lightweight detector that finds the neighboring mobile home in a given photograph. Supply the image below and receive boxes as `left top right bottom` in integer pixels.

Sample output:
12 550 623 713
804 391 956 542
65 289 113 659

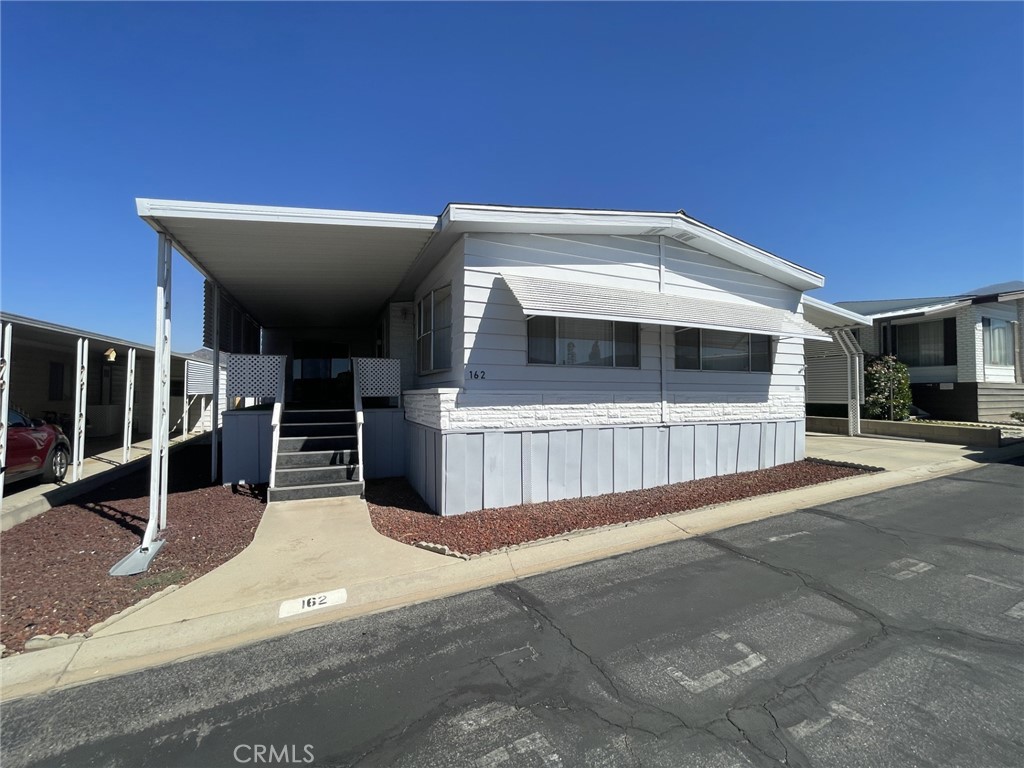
835 282 1024 422
0 313 220 459
136 200 858 516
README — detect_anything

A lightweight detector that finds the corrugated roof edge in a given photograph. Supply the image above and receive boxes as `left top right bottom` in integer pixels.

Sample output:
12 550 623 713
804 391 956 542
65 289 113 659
0 312 209 360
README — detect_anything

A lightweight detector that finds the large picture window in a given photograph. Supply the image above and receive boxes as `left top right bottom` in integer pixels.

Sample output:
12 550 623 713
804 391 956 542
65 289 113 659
527 317 639 367
983 317 1014 366
674 328 772 372
417 285 452 373
894 319 957 367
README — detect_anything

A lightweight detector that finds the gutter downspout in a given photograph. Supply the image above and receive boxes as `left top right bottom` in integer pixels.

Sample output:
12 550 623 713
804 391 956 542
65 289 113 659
834 329 862 437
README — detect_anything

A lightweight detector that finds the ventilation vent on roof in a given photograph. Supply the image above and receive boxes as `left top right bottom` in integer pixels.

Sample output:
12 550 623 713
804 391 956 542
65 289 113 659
671 232 699 244
641 227 667 235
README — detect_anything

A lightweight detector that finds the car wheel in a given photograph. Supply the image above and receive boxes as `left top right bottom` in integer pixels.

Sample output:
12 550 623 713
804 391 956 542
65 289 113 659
43 445 69 483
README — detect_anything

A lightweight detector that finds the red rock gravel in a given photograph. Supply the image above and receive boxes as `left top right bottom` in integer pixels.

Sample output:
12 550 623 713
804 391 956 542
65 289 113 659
367 460 871 556
0 445 264 656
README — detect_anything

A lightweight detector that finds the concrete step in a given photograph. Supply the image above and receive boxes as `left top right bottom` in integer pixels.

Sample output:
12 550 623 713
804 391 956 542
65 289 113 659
278 435 357 453
275 449 358 468
275 464 359 487
280 422 356 438
268 480 364 503
282 409 356 425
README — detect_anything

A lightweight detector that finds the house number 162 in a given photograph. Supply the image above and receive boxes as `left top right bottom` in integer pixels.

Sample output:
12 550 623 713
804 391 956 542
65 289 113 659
467 370 486 379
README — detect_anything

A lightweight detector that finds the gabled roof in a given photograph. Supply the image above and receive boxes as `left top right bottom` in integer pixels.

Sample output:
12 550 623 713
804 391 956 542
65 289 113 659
137 199 825 329
967 280 1024 295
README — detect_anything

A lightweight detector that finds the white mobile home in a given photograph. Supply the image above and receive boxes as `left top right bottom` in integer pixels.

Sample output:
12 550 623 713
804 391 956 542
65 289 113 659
136 200 853 516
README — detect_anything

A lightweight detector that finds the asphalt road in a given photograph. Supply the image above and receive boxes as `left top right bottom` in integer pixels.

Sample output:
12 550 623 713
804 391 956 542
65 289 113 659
4 458 1023 768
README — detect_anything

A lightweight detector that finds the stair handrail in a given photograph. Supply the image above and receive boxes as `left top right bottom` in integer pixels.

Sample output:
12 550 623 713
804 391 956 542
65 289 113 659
269 400 283 489
353 359 365 484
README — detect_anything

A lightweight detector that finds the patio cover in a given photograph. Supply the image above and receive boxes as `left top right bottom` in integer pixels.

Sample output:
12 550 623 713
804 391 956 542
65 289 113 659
502 274 832 340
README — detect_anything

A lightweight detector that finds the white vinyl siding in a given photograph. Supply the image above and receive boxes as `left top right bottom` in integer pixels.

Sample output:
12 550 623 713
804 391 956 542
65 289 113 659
461 232 806 398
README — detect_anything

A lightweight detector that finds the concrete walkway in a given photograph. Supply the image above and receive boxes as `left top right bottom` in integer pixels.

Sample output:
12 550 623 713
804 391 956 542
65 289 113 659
3 433 1023 702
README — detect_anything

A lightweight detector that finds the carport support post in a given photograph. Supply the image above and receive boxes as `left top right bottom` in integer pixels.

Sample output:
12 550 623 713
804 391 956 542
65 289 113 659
122 347 136 463
72 337 89 482
211 287 221 483
158 251 172 529
143 233 172 549
0 323 13 513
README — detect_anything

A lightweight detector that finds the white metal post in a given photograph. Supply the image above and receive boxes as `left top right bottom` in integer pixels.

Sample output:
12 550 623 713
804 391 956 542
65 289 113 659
182 376 190 436
72 338 89 482
110 240 171 576
0 323 13 513
122 347 136 463
353 358 364 484
158 235 173 530
850 330 864 436
143 233 171 550
211 288 221 483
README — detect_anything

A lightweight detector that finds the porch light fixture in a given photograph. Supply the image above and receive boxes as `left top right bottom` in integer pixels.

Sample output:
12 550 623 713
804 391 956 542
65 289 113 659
104 348 117 363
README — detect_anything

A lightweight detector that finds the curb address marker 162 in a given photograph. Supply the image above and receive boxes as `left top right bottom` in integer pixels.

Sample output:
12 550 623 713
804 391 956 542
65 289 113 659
279 587 348 619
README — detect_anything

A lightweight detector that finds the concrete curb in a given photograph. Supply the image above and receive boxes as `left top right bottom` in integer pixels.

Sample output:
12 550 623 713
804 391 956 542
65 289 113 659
18 585 184 654
2 440 1022 703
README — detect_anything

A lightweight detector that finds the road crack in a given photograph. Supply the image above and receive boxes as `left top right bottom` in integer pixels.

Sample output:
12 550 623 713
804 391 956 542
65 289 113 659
803 507 1024 556
494 583 695 740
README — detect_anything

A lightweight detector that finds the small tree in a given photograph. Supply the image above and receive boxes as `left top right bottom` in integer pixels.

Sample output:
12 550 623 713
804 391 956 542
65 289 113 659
863 355 912 421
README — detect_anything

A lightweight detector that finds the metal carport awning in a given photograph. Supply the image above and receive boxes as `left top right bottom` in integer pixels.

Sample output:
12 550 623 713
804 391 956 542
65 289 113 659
501 274 831 340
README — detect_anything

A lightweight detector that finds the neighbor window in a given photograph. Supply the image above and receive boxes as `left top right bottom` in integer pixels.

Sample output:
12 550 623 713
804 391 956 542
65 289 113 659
983 317 1014 366
48 362 67 401
527 317 639 367
417 285 452 373
674 328 772 372
893 319 957 367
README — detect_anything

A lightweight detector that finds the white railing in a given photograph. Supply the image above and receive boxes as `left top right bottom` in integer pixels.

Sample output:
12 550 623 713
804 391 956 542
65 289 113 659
353 359 365 484
269 400 283 489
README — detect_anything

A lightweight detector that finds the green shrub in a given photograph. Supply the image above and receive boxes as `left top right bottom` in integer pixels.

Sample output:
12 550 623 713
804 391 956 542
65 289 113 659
863 355 912 421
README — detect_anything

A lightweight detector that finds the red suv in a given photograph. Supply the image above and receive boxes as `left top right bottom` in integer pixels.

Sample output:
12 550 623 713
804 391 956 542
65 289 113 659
4 408 71 486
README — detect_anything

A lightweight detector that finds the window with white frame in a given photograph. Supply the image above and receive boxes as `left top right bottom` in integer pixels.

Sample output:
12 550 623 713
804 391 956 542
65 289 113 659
417 285 452 373
983 317 1014 366
527 317 639 367
674 328 773 372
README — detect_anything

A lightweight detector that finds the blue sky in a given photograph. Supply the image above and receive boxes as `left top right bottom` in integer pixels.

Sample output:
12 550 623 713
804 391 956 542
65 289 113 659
2 1 1022 353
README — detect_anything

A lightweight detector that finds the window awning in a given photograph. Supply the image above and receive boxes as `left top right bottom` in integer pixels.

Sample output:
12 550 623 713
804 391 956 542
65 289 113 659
502 274 831 340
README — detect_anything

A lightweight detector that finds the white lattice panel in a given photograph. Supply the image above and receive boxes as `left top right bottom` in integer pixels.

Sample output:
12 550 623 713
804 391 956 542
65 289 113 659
226 354 286 399
355 358 402 397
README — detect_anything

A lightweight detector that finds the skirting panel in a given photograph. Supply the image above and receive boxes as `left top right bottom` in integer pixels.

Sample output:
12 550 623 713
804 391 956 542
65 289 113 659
406 421 443 513
363 409 407 480
436 419 804 516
